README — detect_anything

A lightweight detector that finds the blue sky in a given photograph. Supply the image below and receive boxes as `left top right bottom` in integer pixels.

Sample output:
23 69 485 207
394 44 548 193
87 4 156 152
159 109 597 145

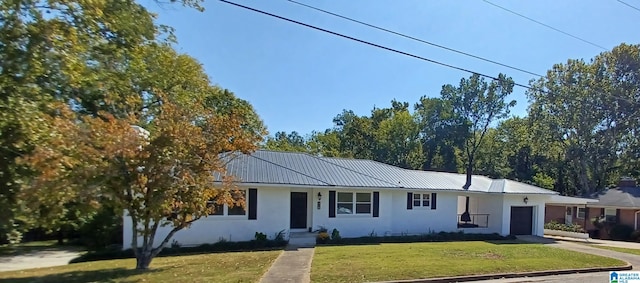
144 0 639 135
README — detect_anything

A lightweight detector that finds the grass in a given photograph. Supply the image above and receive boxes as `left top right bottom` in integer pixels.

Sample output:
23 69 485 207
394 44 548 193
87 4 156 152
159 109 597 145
0 250 281 283
588 245 640 256
311 240 627 283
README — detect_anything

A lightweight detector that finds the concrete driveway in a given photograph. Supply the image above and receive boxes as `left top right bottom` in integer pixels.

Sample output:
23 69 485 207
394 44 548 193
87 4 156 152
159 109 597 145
472 236 640 283
0 249 83 272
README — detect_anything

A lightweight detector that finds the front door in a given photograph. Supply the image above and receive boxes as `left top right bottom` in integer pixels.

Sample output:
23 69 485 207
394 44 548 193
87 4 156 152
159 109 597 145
290 192 307 229
565 206 573 225
510 206 533 235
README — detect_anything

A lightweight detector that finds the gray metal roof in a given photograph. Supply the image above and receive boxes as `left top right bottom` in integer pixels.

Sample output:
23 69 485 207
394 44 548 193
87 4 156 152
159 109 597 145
221 150 557 195
589 187 640 208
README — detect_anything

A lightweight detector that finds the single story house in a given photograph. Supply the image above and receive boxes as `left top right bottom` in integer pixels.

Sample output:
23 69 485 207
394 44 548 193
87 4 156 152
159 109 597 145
123 150 559 247
545 178 640 239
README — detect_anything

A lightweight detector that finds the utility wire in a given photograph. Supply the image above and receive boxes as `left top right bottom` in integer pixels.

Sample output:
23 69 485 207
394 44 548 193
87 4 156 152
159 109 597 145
217 0 639 107
218 0 537 92
617 0 640 13
482 0 607 50
286 0 543 77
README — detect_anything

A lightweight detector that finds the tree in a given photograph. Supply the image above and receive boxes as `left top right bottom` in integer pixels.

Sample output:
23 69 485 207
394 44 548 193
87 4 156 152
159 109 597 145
527 43 640 194
440 73 516 189
264 131 309 152
21 90 264 269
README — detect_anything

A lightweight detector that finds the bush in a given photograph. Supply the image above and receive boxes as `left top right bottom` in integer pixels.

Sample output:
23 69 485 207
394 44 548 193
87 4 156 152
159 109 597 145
78 205 122 249
609 224 634 241
70 238 288 263
315 231 514 246
630 230 640 242
330 228 341 242
254 232 267 242
316 232 330 244
544 221 585 233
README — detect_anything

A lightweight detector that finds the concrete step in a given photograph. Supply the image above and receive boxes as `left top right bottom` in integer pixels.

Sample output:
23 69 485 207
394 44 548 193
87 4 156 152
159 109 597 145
289 232 316 248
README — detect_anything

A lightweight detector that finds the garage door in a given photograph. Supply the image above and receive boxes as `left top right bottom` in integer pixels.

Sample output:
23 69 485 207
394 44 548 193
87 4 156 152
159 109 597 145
510 206 533 235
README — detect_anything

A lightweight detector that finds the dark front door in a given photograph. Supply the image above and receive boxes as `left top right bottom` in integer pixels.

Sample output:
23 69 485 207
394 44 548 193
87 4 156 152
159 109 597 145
290 192 307 229
510 206 533 235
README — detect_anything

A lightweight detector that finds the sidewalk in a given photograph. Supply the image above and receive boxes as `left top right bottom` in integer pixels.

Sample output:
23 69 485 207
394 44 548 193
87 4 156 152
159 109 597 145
259 246 314 283
0 249 82 272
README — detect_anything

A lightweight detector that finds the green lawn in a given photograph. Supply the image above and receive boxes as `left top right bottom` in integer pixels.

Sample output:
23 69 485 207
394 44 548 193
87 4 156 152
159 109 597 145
311 241 626 283
588 245 640 256
0 250 281 283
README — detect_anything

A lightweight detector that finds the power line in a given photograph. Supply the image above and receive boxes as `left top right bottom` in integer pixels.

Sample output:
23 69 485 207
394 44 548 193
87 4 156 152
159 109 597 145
482 0 607 50
217 0 639 107
218 0 537 92
286 0 543 77
617 0 640 13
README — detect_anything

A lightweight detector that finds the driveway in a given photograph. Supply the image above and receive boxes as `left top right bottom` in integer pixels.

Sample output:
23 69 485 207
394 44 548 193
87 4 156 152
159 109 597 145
0 249 83 272
472 236 640 283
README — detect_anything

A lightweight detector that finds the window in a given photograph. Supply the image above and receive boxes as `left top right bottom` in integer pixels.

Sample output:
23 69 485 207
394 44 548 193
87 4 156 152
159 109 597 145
337 192 371 214
207 190 246 216
413 193 430 207
604 208 617 222
577 207 586 219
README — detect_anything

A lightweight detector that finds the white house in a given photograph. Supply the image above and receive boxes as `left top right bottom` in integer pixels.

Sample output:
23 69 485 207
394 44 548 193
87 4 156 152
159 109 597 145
123 150 558 247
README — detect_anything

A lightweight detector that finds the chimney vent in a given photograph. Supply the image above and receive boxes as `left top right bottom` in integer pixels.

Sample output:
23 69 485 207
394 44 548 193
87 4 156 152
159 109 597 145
618 177 637 188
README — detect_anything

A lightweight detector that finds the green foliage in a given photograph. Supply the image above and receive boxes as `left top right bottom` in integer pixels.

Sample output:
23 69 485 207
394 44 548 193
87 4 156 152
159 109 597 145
77 205 122 250
609 224 634 241
316 232 330 244
254 232 267 242
544 221 585 233
330 228 341 242
70 239 287 263
315 231 514 245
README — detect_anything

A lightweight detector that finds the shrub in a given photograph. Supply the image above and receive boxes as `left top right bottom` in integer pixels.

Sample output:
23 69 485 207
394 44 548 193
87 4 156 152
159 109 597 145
70 238 288 263
630 230 640 242
316 232 330 244
314 231 513 246
609 224 634 241
330 228 341 242
254 232 267 242
544 221 585 233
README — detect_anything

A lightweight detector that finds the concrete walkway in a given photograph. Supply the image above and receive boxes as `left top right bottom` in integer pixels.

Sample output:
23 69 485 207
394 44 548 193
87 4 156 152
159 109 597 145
259 246 314 283
0 249 83 272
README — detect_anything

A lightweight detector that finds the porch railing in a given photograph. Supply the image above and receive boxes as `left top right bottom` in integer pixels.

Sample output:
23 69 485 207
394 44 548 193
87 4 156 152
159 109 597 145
457 214 489 228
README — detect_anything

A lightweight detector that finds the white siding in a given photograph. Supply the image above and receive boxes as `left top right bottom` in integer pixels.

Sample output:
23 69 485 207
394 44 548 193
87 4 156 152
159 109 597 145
389 191 458 235
122 186 291 248
500 194 551 236
312 189 392 237
456 194 504 234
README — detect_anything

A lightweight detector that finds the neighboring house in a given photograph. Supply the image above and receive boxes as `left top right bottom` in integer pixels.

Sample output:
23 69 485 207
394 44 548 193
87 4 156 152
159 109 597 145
545 195 598 229
123 150 558 247
544 178 640 239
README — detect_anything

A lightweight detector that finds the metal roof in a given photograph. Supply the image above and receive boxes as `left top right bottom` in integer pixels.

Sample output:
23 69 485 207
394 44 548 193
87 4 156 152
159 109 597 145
221 150 557 195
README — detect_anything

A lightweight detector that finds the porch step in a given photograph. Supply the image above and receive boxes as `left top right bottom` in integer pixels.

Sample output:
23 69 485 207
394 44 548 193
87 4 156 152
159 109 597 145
288 232 316 248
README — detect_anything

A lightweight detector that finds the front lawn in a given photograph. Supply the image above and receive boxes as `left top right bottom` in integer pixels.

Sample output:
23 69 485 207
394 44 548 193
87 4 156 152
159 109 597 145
588 245 640 256
311 241 626 283
0 250 281 283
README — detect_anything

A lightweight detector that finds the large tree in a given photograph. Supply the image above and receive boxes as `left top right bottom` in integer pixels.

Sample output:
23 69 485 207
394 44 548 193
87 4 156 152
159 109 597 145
527 43 640 194
440 73 516 189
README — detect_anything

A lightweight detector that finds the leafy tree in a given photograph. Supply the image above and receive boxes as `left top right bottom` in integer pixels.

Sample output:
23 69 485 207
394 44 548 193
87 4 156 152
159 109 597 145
264 131 309 152
21 88 264 269
527 43 640 194
414 97 464 172
440 74 516 189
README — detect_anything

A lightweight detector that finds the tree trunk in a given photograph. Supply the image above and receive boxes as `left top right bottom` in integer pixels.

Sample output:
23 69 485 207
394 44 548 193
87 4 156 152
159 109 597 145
136 252 153 270
57 229 64 245
463 158 473 190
